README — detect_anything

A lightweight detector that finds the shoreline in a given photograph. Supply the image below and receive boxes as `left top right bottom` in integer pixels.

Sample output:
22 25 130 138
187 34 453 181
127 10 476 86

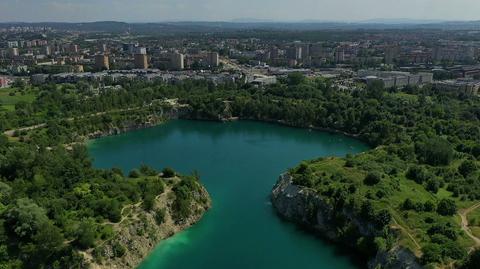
271 174 423 269
88 179 211 269
86 118 373 269
9 115 374 268
84 116 369 147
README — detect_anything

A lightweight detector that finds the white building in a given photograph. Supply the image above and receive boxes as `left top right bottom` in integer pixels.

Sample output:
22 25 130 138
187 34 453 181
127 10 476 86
434 79 480 96
359 70 433 88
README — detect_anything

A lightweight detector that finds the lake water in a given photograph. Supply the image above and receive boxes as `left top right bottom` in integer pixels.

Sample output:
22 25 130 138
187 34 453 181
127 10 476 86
88 120 369 269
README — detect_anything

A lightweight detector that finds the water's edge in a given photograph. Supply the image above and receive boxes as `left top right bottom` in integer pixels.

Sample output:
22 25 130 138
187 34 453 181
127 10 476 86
88 117 371 269
271 174 422 269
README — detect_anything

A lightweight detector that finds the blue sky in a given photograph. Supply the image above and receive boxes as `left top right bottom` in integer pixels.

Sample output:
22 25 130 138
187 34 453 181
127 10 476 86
0 0 478 22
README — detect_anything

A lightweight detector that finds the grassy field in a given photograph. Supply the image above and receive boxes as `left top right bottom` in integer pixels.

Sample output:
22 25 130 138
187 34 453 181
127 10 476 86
296 147 477 259
0 87 37 111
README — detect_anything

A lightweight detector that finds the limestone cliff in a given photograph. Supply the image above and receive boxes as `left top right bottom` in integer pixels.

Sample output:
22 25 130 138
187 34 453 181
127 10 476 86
271 173 422 269
84 178 211 269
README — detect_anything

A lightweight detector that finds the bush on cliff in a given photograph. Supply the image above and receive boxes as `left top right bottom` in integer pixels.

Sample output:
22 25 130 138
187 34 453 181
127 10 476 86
363 172 381 186
421 243 443 264
162 167 176 178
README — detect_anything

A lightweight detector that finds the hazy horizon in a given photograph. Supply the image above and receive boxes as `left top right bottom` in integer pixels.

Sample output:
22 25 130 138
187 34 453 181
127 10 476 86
0 0 479 23
0 18 461 24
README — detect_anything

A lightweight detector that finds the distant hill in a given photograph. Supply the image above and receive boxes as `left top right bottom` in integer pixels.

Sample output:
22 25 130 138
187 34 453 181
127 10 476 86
2 20 480 33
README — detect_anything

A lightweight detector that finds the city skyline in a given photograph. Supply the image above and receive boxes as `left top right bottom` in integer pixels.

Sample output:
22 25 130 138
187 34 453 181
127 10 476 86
1 0 480 23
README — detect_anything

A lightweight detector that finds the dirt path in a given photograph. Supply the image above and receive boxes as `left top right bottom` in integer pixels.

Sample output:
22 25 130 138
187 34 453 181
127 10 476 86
391 217 421 253
459 202 480 248
4 123 46 136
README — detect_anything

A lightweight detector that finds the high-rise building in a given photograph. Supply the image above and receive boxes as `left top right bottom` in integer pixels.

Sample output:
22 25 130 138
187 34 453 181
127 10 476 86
7 48 19 58
70 44 79 53
286 47 302 60
206 52 220 67
95 54 110 70
123 43 139 54
7 41 18 48
170 52 184 70
300 44 310 60
134 53 149 69
335 48 345 63
100 44 108 53
44 46 51 56
135 47 147 55
385 45 400 65
270 48 281 59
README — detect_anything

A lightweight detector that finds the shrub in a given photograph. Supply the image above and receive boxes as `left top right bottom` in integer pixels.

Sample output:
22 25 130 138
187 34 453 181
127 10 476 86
422 244 442 264
345 155 355 167
374 237 387 252
430 234 449 244
112 242 126 257
93 246 104 262
292 173 315 188
402 198 416 210
162 167 176 178
154 208 166 225
437 199 457 216
416 137 454 166
406 165 431 184
374 209 392 228
443 240 466 260
428 223 458 240
426 179 440 193
423 201 436 212
140 165 158 176
458 160 477 178
111 167 124 177
142 194 155 211
128 169 141 178
106 200 122 223
75 220 96 249
364 172 381 186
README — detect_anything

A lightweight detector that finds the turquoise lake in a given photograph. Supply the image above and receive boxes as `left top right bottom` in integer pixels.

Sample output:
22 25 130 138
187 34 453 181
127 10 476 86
88 120 370 269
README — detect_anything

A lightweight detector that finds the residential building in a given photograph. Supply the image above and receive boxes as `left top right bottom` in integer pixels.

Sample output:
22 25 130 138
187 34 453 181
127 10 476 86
286 47 302 61
0 77 9 88
433 79 480 96
385 45 400 65
7 41 18 48
359 70 433 88
95 54 110 70
170 52 184 70
134 53 149 69
7 48 19 58
206 52 219 67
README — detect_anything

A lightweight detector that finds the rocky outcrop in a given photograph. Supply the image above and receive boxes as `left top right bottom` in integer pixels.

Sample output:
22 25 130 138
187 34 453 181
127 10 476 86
86 105 190 140
86 179 211 269
369 247 423 269
87 120 164 139
271 174 422 269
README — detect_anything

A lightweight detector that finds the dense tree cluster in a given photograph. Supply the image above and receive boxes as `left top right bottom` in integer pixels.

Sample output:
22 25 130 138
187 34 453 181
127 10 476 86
0 127 200 267
0 73 478 267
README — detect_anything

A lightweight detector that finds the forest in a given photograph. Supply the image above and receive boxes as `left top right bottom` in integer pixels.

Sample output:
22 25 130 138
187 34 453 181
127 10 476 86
0 73 479 268
0 81 209 268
